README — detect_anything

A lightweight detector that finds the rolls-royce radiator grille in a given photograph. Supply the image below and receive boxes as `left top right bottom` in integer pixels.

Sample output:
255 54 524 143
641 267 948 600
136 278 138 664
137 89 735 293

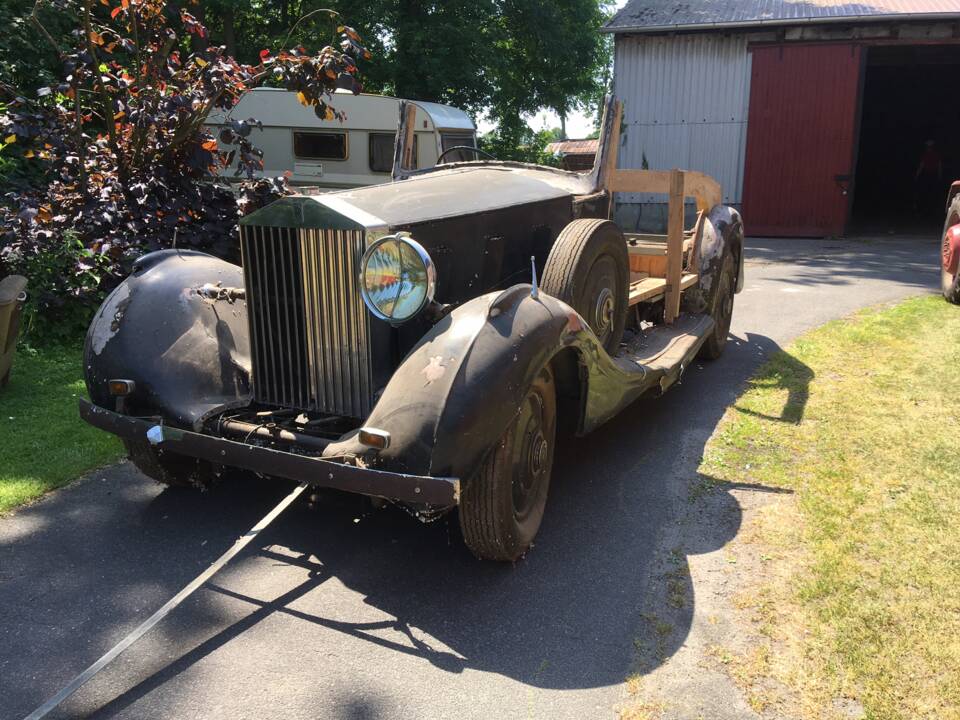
240 225 374 419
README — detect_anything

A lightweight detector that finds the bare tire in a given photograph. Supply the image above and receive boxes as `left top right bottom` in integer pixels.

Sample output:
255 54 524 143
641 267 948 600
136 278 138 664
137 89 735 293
941 195 960 304
541 219 629 354
459 364 557 562
123 438 213 488
699 251 736 360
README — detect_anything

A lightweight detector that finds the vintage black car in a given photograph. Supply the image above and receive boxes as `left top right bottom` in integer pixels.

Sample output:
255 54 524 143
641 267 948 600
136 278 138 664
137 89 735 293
80 98 744 561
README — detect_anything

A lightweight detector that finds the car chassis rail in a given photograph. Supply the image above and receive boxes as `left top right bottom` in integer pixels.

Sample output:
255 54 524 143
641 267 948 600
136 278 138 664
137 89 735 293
79 399 461 506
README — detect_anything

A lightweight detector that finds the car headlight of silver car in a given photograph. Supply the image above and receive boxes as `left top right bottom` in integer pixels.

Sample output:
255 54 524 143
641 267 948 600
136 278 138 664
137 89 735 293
359 233 437 324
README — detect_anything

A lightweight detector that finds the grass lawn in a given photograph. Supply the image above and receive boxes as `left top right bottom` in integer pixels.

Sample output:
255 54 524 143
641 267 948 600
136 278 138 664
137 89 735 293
0 343 123 514
701 295 960 719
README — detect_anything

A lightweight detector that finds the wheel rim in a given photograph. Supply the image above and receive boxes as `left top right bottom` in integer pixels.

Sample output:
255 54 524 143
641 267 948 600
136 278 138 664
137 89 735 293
511 388 550 522
943 213 960 286
582 256 619 347
594 287 615 339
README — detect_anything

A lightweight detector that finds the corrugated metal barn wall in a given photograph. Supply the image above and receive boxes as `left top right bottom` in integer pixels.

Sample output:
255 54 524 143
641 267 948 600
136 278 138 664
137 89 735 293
612 33 752 232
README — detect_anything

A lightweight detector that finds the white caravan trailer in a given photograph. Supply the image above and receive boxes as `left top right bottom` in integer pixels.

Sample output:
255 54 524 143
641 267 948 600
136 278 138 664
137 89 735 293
206 88 477 188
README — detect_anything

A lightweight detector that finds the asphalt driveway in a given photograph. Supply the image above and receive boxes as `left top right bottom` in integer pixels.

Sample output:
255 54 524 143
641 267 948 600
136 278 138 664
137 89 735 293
0 236 940 720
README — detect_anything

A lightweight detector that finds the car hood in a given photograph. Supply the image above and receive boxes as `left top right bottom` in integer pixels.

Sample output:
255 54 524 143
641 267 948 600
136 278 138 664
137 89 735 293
240 163 597 231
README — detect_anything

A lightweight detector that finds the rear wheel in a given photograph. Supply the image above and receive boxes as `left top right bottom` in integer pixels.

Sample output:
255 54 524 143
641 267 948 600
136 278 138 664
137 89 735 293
699 251 736 360
123 438 214 489
941 195 960 304
459 364 557 561
541 219 629 354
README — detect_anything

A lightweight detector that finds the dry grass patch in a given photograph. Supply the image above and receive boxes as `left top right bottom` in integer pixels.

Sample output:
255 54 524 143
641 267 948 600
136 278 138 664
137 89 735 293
700 296 960 720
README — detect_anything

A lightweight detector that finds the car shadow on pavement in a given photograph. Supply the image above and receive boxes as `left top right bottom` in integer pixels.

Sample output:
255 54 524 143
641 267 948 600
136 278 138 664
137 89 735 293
35 332 816 719
746 235 939 290
0 331 815 719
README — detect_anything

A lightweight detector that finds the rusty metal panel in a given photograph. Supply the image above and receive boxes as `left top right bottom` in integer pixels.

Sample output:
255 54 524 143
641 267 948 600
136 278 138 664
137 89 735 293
605 0 960 34
612 33 753 207
742 43 862 237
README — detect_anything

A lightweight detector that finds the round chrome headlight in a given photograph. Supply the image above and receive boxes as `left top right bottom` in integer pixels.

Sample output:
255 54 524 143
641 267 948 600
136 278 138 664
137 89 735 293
359 234 436 323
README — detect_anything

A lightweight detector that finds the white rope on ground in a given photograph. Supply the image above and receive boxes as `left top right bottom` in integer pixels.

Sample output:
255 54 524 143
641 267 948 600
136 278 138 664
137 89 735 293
23 481 310 720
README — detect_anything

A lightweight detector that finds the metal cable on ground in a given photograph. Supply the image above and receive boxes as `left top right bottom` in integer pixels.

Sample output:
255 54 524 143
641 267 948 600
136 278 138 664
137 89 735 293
22 481 310 720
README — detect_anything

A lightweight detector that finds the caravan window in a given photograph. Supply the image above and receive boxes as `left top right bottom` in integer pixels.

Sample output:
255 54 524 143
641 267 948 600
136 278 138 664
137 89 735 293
440 132 477 162
293 132 347 160
369 133 417 172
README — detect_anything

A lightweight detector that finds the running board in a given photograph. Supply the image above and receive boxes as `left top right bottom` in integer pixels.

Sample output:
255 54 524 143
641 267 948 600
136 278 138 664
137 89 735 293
617 314 715 391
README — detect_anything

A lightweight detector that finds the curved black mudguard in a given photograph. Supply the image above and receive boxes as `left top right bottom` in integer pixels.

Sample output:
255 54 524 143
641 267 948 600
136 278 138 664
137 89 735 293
683 205 745 314
325 285 704 483
84 250 252 430
707 206 746 293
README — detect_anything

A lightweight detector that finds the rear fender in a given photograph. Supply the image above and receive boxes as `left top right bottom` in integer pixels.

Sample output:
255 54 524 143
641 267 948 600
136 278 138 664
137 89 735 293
685 205 745 314
83 250 252 430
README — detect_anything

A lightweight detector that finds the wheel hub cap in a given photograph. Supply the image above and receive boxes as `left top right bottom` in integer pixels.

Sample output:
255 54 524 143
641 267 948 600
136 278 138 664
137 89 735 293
943 224 960 275
529 432 547 476
594 288 614 337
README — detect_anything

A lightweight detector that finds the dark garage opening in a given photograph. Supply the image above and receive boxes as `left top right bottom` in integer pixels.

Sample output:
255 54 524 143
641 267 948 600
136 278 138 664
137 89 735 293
851 44 960 235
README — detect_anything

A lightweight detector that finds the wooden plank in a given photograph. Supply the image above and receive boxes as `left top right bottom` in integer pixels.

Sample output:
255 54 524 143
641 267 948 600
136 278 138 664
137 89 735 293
664 169 685 324
629 277 666 304
629 252 667 278
602 101 622 217
608 168 721 213
629 272 698 306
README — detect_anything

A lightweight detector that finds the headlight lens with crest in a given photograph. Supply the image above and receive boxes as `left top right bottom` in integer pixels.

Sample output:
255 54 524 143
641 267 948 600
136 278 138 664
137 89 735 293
360 233 436 323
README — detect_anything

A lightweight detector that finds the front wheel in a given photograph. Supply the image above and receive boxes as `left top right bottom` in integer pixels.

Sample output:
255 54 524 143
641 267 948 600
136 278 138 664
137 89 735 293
123 438 214 489
541 219 629 354
941 195 960 304
459 364 557 561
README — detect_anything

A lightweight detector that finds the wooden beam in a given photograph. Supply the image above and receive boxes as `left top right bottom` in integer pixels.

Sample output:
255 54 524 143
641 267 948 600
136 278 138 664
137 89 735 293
607 168 721 213
664 169 685 325
600 101 622 213
628 273 698 306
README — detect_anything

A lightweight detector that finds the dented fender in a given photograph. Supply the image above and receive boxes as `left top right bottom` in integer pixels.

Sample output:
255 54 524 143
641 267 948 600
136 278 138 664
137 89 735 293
83 250 252 430
325 286 600 481
324 283 682 485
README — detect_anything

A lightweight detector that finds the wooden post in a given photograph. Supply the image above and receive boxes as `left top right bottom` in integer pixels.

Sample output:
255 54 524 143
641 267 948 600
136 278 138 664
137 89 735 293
664 169 685 325
602 101 622 192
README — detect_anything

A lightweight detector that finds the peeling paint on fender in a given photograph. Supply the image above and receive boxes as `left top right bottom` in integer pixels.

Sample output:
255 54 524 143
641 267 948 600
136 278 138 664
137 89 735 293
89 283 130 356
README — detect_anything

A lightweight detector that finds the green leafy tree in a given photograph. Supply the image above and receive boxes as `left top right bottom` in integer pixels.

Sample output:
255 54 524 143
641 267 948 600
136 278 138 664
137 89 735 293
0 0 367 341
199 0 614 158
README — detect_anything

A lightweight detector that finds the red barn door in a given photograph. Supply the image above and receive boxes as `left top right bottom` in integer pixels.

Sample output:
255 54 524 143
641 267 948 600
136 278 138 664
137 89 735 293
742 44 862 237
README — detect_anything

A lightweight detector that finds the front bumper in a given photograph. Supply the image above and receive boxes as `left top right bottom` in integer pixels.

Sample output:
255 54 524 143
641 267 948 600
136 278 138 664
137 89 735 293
79 399 460 506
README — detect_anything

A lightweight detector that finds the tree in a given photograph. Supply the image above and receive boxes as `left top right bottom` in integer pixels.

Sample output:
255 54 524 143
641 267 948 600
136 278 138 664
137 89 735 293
0 0 367 340
199 0 614 158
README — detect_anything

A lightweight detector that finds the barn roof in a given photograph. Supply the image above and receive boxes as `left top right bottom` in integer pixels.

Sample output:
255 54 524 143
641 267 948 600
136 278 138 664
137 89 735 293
603 0 960 33
545 139 599 157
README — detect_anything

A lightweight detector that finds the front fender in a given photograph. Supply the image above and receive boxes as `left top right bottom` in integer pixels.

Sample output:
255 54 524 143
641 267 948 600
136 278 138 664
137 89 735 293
326 285 591 481
83 250 252 430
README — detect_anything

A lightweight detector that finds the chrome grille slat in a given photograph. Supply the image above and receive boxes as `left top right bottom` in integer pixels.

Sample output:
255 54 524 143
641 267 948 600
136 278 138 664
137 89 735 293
241 224 373 419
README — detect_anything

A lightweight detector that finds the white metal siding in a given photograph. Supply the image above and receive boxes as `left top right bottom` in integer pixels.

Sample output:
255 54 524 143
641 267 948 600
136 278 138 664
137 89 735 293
612 33 752 207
